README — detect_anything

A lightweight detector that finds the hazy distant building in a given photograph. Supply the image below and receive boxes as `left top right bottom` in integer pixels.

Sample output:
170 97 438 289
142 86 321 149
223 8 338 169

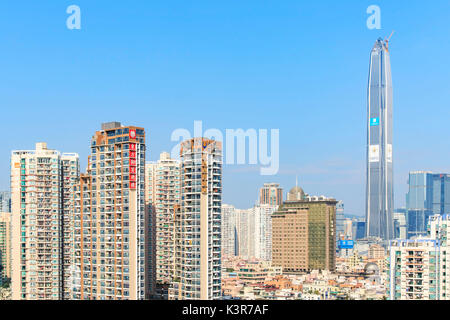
0 212 11 283
352 218 366 240
393 208 407 239
222 204 238 257
272 189 337 273
406 172 450 238
259 183 283 207
336 201 345 242
286 186 305 202
251 204 276 261
0 192 11 213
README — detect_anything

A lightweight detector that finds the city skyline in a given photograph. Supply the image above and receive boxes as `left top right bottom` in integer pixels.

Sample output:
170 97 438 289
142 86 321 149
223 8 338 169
0 1 449 217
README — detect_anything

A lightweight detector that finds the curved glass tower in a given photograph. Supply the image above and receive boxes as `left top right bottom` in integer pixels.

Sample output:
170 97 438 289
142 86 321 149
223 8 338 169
365 38 394 240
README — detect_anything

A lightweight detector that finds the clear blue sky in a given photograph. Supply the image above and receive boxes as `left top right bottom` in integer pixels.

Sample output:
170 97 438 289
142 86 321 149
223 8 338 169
0 1 449 215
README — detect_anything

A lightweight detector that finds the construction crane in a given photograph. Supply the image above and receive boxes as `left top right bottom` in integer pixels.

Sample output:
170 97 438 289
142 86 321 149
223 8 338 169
385 31 395 50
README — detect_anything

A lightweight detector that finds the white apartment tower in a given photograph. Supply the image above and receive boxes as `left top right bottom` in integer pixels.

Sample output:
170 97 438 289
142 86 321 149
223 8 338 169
221 204 237 257
389 214 450 300
171 137 222 300
146 152 181 285
10 143 79 300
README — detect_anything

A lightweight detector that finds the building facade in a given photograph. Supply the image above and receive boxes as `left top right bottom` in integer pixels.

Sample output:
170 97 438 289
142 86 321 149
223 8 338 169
366 38 394 240
0 212 11 283
336 201 345 242
393 209 407 239
221 204 238 257
72 122 149 300
171 137 222 300
259 183 283 207
405 172 450 238
251 204 276 261
0 192 11 213
388 214 450 300
10 142 79 300
146 152 181 286
272 193 337 273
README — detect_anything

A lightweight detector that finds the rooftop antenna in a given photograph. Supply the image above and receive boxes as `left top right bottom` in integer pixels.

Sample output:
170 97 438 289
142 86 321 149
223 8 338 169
296 175 298 188
385 30 395 50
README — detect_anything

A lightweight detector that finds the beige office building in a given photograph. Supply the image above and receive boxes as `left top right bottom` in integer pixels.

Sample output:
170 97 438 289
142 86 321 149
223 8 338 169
72 122 149 300
146 152 181 286
272 191 337 273
10 143 79 300
171 137 222 300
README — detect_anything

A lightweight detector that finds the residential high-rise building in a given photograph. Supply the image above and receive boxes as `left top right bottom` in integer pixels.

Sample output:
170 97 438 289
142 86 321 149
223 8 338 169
389 216 449 300
10 142 79 300
251 204 276 261
223 204 275 261
61 153 80 299
0 192 11 213
388 238 438 300
272 190 337 273
259 183 282 207
145 151 181 287
235 208 250 258
389 214 450 300
0 212 11 283
72 122 149 300
221 204 238 257
366 38 394 241
171 137 222 300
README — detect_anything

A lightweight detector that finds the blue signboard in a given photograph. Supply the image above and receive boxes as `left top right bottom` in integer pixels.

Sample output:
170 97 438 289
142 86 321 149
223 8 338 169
370 117 379 126
338 240 354 249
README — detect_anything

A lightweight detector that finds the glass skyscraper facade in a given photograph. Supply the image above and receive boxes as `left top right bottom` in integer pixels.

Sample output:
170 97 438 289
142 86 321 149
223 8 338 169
365 38 394 240
406 172 450 238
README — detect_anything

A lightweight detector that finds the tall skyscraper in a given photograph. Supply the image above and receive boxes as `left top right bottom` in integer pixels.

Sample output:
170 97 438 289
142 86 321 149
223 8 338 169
335 201 345 242
405 172 450 238
146 152 181 287
10 142 79 300
430 174 450 215
406 171 433 238
366 38 394 240
0 212 11 283
272 187 337 273
171 137 222 300
259 183 283 207
72 122 149 300
0 192 11 213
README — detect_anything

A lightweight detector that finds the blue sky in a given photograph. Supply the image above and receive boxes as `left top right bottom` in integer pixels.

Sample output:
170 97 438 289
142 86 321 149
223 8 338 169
0 1 449 215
